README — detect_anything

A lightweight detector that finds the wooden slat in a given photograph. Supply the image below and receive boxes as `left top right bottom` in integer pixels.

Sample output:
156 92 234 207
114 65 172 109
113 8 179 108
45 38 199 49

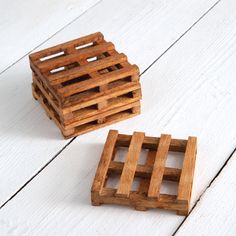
108 161 181 181
37 42 115 72
116 134 187 152
32 74 62 116
64 101 140 129
29 32 104 61
116 132 145 197
66 108 140 139
62 81 141 114
148 134 171 198
48 53 127 84
177 136 197 203
64 95 141 125
58 65 138 97
91 130 118 193
136 151 155 198
100 188 187 212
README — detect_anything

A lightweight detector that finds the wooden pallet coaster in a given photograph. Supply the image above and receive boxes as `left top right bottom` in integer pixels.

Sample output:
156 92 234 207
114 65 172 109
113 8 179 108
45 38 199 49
29 32 142 138
91 130 197 215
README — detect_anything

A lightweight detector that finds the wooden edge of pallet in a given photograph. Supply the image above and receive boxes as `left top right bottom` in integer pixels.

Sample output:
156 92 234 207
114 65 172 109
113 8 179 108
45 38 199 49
57 64 139 98
33 77 141 130
64 95 141 126
177 137 197 207
116 132 145 197
65 111 140 139
32 71 141 123
147 134 172 198
33 85 141 138
64 101 140 130
37 41 115 73
91 130 118 194
32 75 62 116
91 188 188 214
29 32 104 61
61 81 141 114
30 64 63 106
48 53 128 84
116 134 187 152
32 85 65 133
33 70 141 119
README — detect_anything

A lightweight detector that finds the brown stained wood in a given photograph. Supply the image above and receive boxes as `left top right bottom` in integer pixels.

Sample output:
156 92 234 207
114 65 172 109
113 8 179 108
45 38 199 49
64 101 140 129
116 134 187 152
137 151 156 198
29 32 104 62
177 136 197 213
29 32 141 138
91 130 118 194
48 53 127 84
116 132 145 197
108 162 181 181
58 65 139 97
68 110 140 139
32 74 62 116
148 134 171 198
64 95 141 125
37 42 115 73
62 81 141 114
99 188 187 211
91 131 197 215
33 83 140 138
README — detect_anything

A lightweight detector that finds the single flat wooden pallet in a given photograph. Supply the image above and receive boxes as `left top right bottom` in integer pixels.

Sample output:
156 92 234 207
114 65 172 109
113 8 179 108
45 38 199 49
91 130 197 215
29 32 141 137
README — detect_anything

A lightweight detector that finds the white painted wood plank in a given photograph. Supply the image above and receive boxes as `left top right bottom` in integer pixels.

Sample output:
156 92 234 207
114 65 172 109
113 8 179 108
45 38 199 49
176 152 236 236
0 0 219 206
0 0 100 73
1 0 235 235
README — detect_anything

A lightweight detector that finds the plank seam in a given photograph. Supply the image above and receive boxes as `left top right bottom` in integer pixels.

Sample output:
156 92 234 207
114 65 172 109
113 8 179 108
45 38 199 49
172 146 236 235
0 137 77 209
141 0 222 76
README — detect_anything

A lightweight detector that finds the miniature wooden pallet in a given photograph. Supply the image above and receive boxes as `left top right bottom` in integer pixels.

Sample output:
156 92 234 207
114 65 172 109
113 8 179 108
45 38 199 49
29 32 141 138
91 130 197 215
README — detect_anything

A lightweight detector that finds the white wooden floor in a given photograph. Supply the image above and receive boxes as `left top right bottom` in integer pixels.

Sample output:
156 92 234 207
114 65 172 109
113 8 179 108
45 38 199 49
0 0 236 235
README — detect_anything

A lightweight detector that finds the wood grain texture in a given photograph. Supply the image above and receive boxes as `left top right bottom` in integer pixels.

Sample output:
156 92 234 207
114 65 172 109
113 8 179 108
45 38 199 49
30 32 141 138
177 137 197 203
116 132 145 197
0 0 100 73
91 130 118 195
176 152 236 236
148 134 171 198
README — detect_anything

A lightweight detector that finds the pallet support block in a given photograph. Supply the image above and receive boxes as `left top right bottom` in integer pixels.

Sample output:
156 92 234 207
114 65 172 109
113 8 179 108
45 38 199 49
91 130 197 215
29 32 142 138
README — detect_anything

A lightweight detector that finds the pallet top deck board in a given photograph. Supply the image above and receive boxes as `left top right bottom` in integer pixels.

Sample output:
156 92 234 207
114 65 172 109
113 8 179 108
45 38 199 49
148 134 171 198
29 32 104 62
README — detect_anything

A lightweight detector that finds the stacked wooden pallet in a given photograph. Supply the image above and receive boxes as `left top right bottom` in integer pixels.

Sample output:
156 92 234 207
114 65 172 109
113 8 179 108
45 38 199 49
91 130 197 215
29 32 141 138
